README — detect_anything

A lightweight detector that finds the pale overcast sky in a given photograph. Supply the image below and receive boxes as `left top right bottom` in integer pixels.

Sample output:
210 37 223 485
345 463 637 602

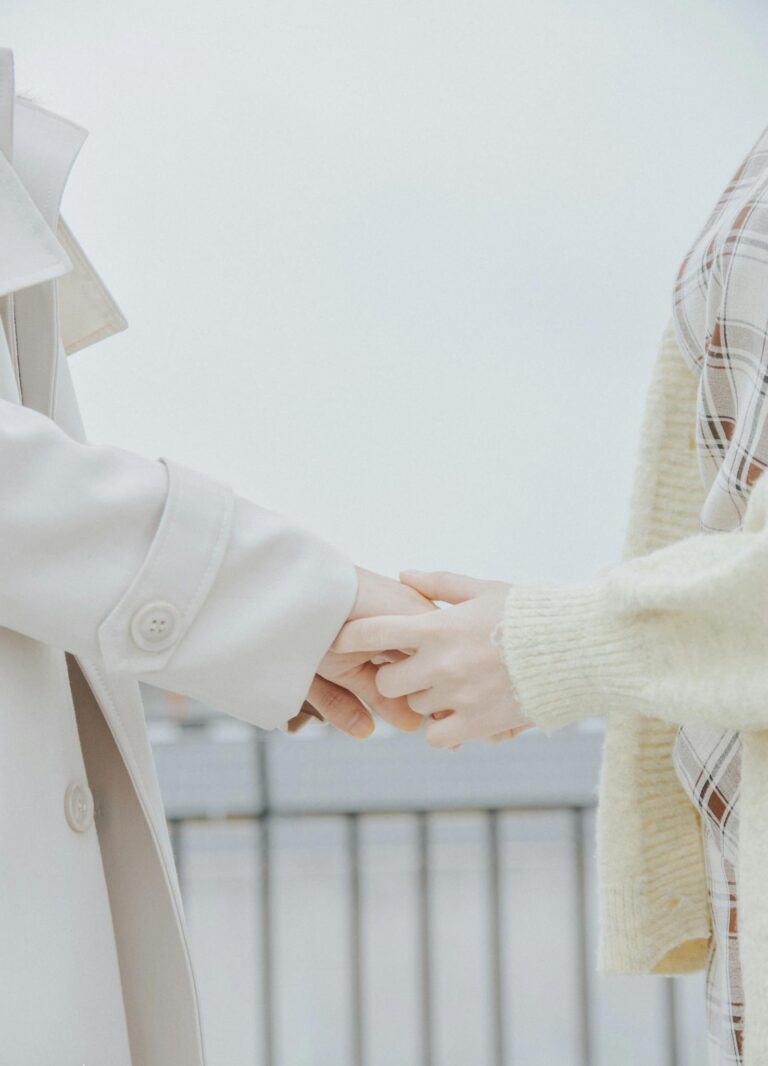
6 0 768 583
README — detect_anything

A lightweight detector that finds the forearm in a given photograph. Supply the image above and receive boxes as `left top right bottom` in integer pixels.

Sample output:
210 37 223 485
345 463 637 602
0 396 357 729
123 487 358 727
501 471 768 734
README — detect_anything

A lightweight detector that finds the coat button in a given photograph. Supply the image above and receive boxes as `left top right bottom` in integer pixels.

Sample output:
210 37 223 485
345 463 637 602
64 781 94 833
130 600 180 651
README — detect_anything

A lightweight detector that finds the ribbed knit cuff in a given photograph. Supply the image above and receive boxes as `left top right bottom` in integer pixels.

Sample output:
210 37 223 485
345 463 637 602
499 581 648 735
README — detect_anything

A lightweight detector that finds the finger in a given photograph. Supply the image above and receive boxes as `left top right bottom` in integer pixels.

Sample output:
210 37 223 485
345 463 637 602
286 700 325 734
483 729 515 745
285 709 316 734
484 723 534 745
349 662 423 732
351 567 439 618
298 700 324 721
425 709 516 749
376 655 434 700
424 713 472 749
371 650 408 665
406 689 448 717
399 570 486 605
306 676 375 739
332 614 428 655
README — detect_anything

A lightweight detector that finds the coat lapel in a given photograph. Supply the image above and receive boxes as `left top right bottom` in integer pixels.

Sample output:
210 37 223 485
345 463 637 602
0 49 127 415
56 216 128 356
0 50 72 300
0 149 71 296
11 99 88 414
0 49 70 404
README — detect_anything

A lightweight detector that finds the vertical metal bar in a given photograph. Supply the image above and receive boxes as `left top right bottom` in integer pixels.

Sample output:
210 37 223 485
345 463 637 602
348 813 365 1066
256 736 275 1066
572 807 592 1066
417 812 433 1066
259 814 275 1066
487 810 505 1066
664 978 679 1066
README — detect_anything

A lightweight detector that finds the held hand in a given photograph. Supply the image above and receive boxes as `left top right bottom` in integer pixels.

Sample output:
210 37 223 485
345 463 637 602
333 570 533 748
292 567 437 739
286 676 379 738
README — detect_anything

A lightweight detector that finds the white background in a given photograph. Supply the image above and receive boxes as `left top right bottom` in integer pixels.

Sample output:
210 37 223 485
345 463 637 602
6 0 768 585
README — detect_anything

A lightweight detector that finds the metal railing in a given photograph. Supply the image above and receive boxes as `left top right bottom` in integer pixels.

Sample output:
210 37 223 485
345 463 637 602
168 808 593 1066
148 709 703 1066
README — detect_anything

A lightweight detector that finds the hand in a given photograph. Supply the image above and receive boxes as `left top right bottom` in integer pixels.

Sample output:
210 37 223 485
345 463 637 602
285 677 377 738
333 570 533 748
289 567 437 739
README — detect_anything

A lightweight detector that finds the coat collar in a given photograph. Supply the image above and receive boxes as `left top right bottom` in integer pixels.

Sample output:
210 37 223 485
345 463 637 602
0 54 126 354
55 216 128 355
0 138 73 298
12 97 128 353
0 47 75 299
0 86 128 415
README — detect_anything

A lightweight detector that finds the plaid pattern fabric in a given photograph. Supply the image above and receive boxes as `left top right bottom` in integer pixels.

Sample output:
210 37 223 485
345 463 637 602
667 125 768 1064
672 121 768 533
673 726 744 1064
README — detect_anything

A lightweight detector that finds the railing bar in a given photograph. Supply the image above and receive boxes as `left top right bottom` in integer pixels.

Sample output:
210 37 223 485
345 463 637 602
259 815 275 1066
255 735 270 817
163 801 597 823
665 978 679 1066
165 795 602 1066
572 807 592 1066
417 813 433 1066
488 810 506 1066
348 814 365 1066
256 737 275 1066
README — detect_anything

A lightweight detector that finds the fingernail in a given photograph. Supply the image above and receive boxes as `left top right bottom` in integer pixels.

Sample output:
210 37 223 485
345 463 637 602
400 569 424 578
350 711 375 739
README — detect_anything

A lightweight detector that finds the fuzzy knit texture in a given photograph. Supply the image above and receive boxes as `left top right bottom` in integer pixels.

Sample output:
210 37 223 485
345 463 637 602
500 320 768 1066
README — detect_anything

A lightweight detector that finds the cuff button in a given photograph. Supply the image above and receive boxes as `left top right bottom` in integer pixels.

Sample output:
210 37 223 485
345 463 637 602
131 601 181 652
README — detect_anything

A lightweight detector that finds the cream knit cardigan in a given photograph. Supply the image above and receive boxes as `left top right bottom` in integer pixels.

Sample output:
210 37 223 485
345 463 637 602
501 320 768 1065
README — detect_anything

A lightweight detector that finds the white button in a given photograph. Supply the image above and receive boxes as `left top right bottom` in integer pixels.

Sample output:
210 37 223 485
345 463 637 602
64 781 94 833
130 600 180 651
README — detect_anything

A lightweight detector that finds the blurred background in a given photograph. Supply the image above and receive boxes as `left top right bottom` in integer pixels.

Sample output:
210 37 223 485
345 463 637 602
6 0 768 1062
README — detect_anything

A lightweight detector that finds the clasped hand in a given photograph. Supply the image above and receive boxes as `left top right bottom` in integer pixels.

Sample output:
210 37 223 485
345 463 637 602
294 567 532 748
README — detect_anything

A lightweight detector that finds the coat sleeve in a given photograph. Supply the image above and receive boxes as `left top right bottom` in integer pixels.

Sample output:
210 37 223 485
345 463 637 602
500 468 768 735
0 393 358 729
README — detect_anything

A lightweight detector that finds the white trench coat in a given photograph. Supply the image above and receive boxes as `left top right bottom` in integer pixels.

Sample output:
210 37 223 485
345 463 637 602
0 49 357 1065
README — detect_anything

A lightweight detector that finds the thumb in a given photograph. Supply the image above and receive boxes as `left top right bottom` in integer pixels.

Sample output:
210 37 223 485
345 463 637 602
399 569 487 604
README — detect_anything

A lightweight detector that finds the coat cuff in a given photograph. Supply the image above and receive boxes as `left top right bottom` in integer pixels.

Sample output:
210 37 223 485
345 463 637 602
499 581 647 735
97 458 234 674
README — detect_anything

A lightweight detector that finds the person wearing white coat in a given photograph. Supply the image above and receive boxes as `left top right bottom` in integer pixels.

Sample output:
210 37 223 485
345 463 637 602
0 49 428 1064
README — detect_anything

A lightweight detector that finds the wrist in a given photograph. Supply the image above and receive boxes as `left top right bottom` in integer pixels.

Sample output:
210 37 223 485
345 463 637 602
490 615 531 724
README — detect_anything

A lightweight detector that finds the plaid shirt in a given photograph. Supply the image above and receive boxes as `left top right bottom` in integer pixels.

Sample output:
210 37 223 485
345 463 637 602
673 122 768 533
669 124 768 1064
673 726 743 1063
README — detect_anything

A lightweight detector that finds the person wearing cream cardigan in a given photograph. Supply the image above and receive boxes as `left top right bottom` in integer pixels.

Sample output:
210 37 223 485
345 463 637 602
337 131 768 1062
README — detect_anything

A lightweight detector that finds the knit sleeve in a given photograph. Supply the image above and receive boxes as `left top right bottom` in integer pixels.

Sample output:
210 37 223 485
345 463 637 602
499 467 768 734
